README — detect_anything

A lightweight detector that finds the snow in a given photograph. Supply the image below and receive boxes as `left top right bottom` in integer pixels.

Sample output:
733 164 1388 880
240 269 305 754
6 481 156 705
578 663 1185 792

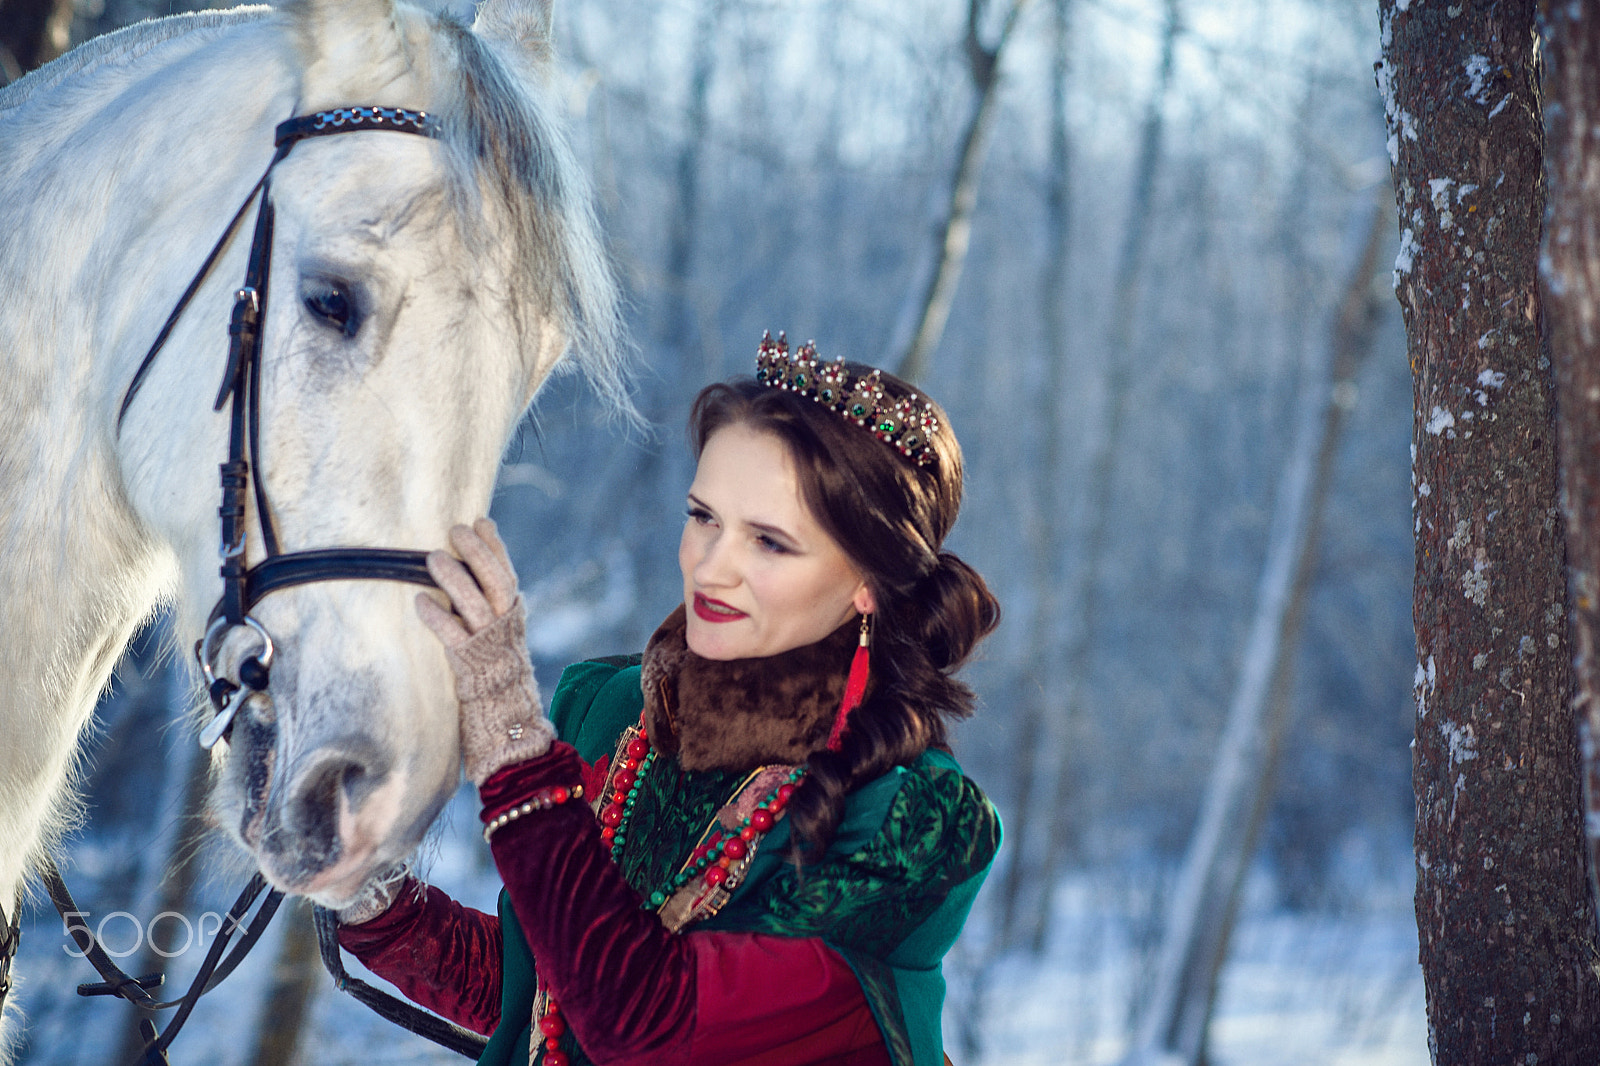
1478 369 1506 389
1393 227 1418 289
1464 55 1492 104
1442 720 1479 765
948 871 1426 1065
1375 49 1419 166
1415 655 1437 720
1424 406 1456 436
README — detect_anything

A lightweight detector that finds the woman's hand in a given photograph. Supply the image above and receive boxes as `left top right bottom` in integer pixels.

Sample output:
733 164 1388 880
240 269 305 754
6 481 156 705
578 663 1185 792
418 518 555 785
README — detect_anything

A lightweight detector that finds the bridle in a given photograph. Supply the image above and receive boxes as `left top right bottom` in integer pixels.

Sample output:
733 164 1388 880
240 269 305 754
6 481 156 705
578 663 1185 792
47 104 491 1063
116 105 448 749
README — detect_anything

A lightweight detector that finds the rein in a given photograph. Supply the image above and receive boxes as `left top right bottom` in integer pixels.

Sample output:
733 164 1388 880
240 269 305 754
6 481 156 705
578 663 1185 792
50 104 488 1063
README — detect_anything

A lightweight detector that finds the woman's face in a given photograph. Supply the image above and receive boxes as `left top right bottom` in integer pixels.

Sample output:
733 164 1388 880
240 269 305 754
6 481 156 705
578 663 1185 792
679 423 874 661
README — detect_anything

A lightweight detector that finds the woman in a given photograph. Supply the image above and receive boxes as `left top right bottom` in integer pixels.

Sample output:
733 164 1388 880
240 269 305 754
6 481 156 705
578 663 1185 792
337 333 1001 1066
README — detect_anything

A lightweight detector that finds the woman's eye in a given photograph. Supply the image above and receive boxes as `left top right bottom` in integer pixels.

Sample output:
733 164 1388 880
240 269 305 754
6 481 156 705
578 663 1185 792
303 285 359 337
757 535 790 555
686 506 712 525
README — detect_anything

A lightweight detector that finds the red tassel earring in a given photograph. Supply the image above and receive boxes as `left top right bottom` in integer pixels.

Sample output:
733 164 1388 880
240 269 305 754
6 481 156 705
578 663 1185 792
827 614 872 752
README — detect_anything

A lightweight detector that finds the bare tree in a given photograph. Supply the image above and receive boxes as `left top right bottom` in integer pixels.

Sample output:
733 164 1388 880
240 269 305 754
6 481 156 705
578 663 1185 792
659 0 724 356
245 900 322 1066
1543 0 1600 945
1021 0 1183 952
1121 190 1390 1066
1382 0 1600 1058
987 0 1075 960
886 0 1032 383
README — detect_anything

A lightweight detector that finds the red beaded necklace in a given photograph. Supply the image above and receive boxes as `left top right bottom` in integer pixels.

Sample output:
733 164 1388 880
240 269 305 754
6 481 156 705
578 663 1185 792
534 714 804 1066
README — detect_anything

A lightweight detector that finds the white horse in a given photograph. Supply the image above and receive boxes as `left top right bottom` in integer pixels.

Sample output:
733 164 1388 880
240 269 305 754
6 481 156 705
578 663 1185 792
0 0 623 1049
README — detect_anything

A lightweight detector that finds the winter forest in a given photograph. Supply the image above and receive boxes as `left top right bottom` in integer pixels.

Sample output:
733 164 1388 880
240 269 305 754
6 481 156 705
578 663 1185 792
14 0 1565 1062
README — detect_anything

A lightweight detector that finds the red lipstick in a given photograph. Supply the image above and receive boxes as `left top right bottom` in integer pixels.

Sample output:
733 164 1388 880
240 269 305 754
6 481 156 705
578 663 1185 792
693 593 746 623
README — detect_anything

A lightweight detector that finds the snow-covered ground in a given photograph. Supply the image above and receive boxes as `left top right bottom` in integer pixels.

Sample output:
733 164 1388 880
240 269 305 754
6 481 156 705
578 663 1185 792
11 785 1427 1066
950 871 1426 1066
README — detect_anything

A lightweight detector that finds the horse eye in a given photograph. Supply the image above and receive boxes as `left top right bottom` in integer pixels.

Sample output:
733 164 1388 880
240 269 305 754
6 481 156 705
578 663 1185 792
303 284 359 338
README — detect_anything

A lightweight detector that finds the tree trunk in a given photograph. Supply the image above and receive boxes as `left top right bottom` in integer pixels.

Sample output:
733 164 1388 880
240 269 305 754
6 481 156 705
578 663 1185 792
1382 0 1600 1059
0 0 72 84
887 0 1032 384
115 726 211 1064
246 899 321 1066
1121 190 1390 1066
990 0 1075 957
1028 0 1181 954
658 0 721 359
1543 0 1600 955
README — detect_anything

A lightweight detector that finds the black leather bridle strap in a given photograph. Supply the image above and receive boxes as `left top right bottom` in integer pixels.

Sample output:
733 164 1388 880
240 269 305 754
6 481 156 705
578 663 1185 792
312 906 488 1057
93 102 479 1062
116 108 439 437
245 548 439 603
0 887 20 1015
204 109 443 628
115 168 274 436
43 857 281 1011
43 855 283 1066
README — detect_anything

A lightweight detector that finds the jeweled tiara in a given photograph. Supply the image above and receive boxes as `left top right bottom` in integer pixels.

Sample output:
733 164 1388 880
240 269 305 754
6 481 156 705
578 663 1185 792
754 331 938 467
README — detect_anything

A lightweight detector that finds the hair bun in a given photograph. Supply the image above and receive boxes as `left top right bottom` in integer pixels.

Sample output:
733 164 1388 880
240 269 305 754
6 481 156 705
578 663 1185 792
905 551 999 671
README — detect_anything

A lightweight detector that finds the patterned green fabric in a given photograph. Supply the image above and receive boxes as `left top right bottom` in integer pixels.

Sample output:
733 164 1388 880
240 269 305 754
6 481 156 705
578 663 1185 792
482 657 1001 1066
614 759 746 901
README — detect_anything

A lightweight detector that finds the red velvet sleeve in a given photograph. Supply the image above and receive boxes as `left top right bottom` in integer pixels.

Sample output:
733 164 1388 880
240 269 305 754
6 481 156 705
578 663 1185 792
335 878 504 1037
480 746 889 1066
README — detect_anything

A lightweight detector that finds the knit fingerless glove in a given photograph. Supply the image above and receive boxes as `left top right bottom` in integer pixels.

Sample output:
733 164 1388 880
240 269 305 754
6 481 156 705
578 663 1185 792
449 596 557 786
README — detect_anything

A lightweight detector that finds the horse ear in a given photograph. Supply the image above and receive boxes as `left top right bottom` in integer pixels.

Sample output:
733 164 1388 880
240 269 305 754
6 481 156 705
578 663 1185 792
471 0 554 64
280 0 415 108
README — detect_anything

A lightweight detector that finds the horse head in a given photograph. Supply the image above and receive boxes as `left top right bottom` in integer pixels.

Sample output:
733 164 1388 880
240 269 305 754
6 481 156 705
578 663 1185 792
122 0 624 903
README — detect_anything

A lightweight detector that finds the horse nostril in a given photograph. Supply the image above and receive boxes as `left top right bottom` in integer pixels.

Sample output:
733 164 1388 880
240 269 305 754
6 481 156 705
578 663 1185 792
286 761 345 867
283 753 379 867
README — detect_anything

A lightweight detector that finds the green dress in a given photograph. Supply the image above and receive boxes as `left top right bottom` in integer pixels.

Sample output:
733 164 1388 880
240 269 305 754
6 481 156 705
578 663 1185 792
477 656 1001 1066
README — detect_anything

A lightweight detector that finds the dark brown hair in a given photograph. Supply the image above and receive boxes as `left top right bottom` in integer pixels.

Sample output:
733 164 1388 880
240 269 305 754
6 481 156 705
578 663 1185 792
689 364 1000 859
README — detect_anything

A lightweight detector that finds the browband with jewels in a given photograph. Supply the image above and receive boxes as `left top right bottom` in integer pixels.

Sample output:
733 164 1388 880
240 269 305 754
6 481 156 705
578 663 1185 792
754 331 938 467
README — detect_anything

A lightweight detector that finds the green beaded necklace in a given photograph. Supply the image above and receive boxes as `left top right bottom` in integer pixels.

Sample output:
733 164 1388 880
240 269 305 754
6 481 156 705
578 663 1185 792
597 715 806 910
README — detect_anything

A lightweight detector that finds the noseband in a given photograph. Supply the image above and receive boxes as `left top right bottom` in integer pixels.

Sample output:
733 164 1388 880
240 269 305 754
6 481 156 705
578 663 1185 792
118 106 444 749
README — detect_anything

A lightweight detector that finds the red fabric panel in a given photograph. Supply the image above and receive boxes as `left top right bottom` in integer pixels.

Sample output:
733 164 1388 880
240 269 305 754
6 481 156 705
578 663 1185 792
689 932 892 1066
335 878 504 1037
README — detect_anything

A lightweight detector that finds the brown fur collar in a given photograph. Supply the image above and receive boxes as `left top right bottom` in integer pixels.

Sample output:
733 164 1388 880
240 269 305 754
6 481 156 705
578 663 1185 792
640 605 862 772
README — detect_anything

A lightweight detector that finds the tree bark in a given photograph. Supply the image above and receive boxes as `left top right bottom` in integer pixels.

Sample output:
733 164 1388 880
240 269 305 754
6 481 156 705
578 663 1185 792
1543 0 1600 955
888 0 1032 384
1382 0 1600 1059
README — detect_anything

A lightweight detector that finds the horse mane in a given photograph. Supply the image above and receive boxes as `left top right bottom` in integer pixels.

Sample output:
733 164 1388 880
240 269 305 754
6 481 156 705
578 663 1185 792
433 15 636 424
0 8 272 113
